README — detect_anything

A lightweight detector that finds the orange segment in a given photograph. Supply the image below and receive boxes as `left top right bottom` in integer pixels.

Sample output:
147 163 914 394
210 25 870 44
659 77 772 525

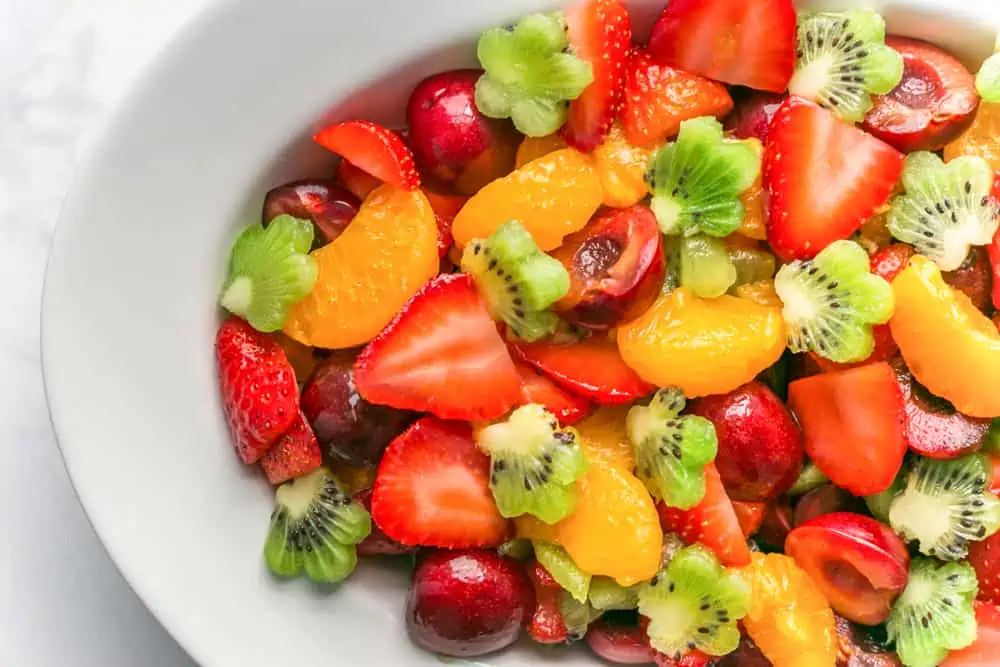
273 332 317 383
945 102 1000 171
575 405 634 471
735 280 782 308
592 123 655 209
283 184 438 349
738 138 767 241
617 288 786 398
452 148 603 251
516 135 568 168
891 255 1000 418
741 553 837 667
516 458 661 586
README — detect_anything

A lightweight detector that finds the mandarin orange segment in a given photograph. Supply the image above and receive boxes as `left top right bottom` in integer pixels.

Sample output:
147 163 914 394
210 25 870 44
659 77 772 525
574 405 634 471
891 255 1000 418
273 332 318 383
741 553 838 667
738 139 767 241
452 148 603 251
735 280 782 308
944 102 1000 171
283 184 438 349
592 123 655 209
516 134 568 168
516 457 661 586
617 287 786 398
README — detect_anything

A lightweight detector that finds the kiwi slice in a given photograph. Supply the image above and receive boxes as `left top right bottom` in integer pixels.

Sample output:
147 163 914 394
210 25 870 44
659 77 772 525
627 388 718 510
263 467 371 583
864 468 905 524
679 235 738 299
589 576 640 611
888 454 1000 560
787 461 831 496
727 244 777 292
977 38 1000 103
774 240 894 364
219 215 318 332
647 117 760 239
476 403 588 524
534 541 591 603
887 152 1000 272
559 591 602 641
462 220 570 342
497 538 534 561
638 544 750 660
886 558 978 667
475 13 593 137
789 9 904 122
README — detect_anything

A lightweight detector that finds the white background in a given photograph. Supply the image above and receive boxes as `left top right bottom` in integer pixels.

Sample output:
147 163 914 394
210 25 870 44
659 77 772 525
1 0 204 664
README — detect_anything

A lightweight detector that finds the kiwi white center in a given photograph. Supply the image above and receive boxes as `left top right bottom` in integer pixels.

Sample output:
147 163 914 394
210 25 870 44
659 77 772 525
889 488 952 548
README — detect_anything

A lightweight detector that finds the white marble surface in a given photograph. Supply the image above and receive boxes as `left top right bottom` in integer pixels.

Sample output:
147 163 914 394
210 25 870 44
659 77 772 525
1 1 206 664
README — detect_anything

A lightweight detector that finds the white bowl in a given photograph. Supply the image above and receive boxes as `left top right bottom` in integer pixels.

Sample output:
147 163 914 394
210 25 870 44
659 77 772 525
42 1 1000 665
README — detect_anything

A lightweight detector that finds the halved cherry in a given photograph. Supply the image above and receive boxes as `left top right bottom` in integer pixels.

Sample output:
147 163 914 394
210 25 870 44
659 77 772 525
756 499 794 551
891 357 990 460
793 484 866 527
550 205 665 331
943 247 994 314
834 615 903 667
262 179 359 249
786 512 910 625
862 37 980 152
510 333 655 406
314 120 421 190
724 91 787 144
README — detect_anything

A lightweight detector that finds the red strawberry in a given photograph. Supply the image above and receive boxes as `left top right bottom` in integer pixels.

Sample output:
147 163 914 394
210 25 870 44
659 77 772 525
620 49 733 147
259 411 322 485
315 120 420 190
732 500 767 538
647 0 797 93
215 317 299 464
657 463 752 567
515 362 592 426
940 601 1000 666
970 531 1000 605
354 273 522 421
335 158 381 200
764 98 904 261
371 417 509 548
526 560 570 644
561 0 632 151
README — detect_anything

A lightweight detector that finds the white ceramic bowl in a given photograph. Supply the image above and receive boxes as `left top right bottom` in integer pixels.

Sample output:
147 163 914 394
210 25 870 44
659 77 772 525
42 1 1000 665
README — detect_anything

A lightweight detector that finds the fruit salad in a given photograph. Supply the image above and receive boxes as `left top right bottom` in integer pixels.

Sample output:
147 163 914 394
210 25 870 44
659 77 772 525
212 1 1000 664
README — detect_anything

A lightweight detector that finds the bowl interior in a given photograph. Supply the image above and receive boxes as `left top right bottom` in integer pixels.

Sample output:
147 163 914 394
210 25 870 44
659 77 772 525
42 1 999 665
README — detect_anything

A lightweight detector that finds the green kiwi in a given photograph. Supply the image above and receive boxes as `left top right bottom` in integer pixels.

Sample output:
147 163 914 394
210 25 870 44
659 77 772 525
977 39 1000 103
589 576 640 611
497 538 534 561
638 544 750 661
886 558 978 667
263 467 371 583
475 13 593 137
789 9 904 122
220 215 318 332
774 239 894 364
864 468 905 524
984 419 1000 456
647 117 760 239
887 152 1000 272
534 541 591 603
475 403 588 524
559 591 602 641
627 388 718 510
787 461 831 496
679 235 738 298
461 221 570 342
727 243 777 292
888 454 1000 560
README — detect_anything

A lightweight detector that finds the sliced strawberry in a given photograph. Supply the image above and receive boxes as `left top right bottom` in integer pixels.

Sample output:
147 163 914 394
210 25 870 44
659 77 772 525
787 362 907 497
732 500 767 538
764 98 904 261
526 560 570 644
335 158 382 200
970 531 1000 605
315 120 420 190
561 0 632 151
354 274 522 421
657 463 752 567
647 0 796 93
215 317 299 464
940 601 1000 666
989 222 1000 312
620 49 733 147
510 334 655 406
371 417 509 548
515 362 592 425
423 189 468 258
259 411 322 485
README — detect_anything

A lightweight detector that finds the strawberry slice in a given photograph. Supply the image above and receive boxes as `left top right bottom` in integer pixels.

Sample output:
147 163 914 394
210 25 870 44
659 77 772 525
315 120 420 190
940 602 1000 666
371 417 509 548
732 500 767 538
657 463 751 567
970 531 1000 605
215 316 299 464
515 361 592 425
354 273 522 421
561 0 632 151
647 0 796 93
764 98 904 261
510 334 655 406
259 411 322 485
620 49 733 147
335 158 382 200
526 560 570 644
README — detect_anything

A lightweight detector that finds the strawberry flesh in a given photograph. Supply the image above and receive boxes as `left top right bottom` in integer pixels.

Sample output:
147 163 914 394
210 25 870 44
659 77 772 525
259 411 322 485
526 560 570 644
314 120 420 190
970 531 1000 606
515 362 592 425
